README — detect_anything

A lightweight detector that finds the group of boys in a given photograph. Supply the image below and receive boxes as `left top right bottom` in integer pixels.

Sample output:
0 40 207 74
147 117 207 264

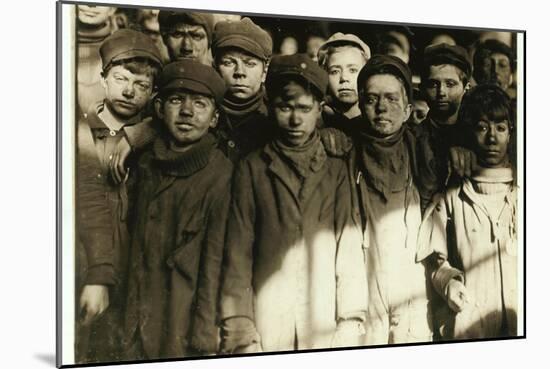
75 6 518 363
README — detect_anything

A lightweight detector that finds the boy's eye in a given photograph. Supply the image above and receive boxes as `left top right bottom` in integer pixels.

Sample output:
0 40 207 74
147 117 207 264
245 60 258 68
168 96 183 105
193 100 206 108
277 105 291 112
496 123 509 132
446 81 458 88
190 32 205 41
329 69 340 76
349 68 359 74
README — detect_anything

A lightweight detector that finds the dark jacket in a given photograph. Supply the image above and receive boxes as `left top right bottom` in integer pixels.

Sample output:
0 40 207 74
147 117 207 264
220 138 367 351
216 100 277 163
124 134 233 359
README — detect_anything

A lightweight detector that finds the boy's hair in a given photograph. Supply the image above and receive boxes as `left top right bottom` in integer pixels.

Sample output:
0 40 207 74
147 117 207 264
458 84 515 132
319 44 368 70
267 76 324 104
102 57 161 85
359 68 410 106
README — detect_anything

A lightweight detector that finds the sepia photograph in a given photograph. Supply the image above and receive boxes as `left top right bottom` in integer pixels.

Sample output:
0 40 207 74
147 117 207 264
56 0 525 366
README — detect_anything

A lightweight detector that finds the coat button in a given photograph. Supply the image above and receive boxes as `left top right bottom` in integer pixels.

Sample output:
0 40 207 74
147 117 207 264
97 173 102 179
109 130 117 136
228 140 235 148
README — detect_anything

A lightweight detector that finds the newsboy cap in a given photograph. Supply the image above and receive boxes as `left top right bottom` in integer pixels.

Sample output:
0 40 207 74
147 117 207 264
423 43 472 79
357 54 413 102
266 54 328 99
100 29 163 70
212 17 273 60
157 60 227 104
158 11 215 44
317 32 371 67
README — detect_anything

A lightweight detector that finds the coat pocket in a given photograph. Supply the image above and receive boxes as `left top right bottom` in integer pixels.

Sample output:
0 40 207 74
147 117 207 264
166 221 203 283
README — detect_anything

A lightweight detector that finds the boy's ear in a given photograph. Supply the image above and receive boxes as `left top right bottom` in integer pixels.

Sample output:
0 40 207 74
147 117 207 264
210 109 220 129
154 97 164 119
100 70 107 90
261 60 270 83
403 103 413 122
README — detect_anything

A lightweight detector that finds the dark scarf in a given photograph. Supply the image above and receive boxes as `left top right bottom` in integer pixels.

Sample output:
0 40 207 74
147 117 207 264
77 21 112 44
271 131 326 179
153 133 217 177
223 91 265 126
358 126 410 200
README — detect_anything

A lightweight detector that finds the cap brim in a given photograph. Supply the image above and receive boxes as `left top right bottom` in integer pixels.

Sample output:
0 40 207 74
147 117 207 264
215 37 266 60
161 78 215 98
110 50 162 66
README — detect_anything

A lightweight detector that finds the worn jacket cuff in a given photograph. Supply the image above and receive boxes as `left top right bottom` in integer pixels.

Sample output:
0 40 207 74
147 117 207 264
85 264 116 286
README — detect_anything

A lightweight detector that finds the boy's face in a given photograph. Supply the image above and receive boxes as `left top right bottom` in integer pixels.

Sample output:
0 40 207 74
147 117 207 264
360 74 411 137
101 65 154 119
326 46 366 107
479 52 513 90
156 90 218 146
472 118 510 168
423 64 467 122
216 49 267 100
272 81 321 147
164 23 209 64
77 5 115 26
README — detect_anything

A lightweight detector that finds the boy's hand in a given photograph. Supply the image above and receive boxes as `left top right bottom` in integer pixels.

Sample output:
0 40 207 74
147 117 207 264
449 146 478 178
79 285 109 326
110 137 131 184
446 279 470 313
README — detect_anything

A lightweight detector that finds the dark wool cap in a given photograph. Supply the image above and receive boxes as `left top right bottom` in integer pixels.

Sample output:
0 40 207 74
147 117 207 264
423 43 472 79
357 54 413 102
100 29 163 69
158 11 215 44
266 54 328 99
158 60 227 104
212 17 273 60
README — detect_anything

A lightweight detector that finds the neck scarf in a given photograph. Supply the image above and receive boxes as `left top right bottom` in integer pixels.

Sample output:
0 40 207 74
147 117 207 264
153 134 217 177
271 131 326 179
358 125 409 200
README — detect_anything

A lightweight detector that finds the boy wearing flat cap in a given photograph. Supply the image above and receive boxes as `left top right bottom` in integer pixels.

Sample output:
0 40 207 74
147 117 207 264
473 39 516 99
212 17 276 162
76 28 162 363
352 55 434 345
416 44 475 202
220 54 367 353
158 10 214 65
123 60 232 360
317 32 371 137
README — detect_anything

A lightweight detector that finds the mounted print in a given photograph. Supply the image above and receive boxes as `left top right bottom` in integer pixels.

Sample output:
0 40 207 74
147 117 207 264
56 1 526 367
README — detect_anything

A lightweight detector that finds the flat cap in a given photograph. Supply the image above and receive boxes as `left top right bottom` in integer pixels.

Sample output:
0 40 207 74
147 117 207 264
317 32 371 67
158 11 215 44
357 54 413 102
266 54 328 99
423 43 472 79
213 17 273 60
100 29 163 69
158 60 227 104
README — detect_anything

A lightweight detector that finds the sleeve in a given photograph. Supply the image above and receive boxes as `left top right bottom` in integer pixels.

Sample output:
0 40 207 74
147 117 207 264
123 117 159 151
190 166 233 354
416 193 464 299
76 121 116 286
333 161 368 322
219 159 259 350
